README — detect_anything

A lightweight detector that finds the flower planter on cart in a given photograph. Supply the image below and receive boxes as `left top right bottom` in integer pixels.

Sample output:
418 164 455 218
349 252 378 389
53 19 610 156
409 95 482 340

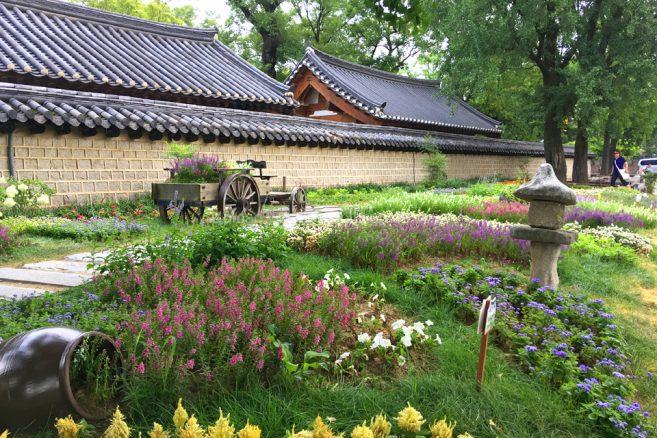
152 160 306 223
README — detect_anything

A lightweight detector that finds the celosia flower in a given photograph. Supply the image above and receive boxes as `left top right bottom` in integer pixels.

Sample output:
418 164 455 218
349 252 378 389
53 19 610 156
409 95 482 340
456 434 473 438
173 399 189 430
0 431 7 438
312 416 334 438
102 407 130 438
55 416 83 438
350 422 374 438
395 404 425 433
179 415 205 438
369 414 391 438
287 427 313 438
430 418 456 438
149 423 170 438
207 410 235 438
236 422 261 438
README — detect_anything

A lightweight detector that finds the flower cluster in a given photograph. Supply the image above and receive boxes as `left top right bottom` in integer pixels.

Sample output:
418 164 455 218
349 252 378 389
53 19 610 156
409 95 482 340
0 177 53 214
0 224 14 255
565 207 644 229
298 213 529 272
2 216 146 241
564 222 652 254
102 258 357 382
397 263 651 437
169 154 251 183
466 201 528 223
38 401 472 438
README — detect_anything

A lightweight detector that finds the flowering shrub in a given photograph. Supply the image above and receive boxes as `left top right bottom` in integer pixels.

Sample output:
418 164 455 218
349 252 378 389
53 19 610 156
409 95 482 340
99 221 287 273
466 201 528 223
342 193 483 219
169 154 251 183
38 402 473 438
101 258 357 383
564 223 652 255
2 216 146 241
569 234 637 265
0 177 54 216
298 213 529 272
0 224 15 255
565 207 645 229
396 263 651 437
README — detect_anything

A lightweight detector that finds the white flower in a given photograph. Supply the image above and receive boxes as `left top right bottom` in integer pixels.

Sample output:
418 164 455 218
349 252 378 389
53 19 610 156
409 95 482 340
380 282 387 290
380 313 386 322
402 326 414 337
343 272 350 280
0 177 6 184
391 319 406 331
397 355 407 367
400 334 413 347
370 332 392 350
357 333 371 344
636 194 642 203
36 194 50 206
412 322 426 336
3 197 16 208
335 351 350 366
5 185 17 198
425 320 434 327
17 183 28 192
434 334 443 345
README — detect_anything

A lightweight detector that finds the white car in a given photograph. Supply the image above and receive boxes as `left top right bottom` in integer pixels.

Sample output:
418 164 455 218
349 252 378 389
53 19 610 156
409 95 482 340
638 158 657 175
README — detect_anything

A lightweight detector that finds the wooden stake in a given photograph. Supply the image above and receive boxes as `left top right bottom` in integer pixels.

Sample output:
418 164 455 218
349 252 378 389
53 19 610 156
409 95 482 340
476 299 491 392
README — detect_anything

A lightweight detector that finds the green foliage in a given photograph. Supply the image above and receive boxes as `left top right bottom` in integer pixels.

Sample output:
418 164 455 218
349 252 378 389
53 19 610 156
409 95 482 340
466 182 521 200
2 216 147 241
645 174 657 194
341 192 483 219
570 234 637 265
423 152 447 185
75 0 197 26
166 142 197 159
70 336 122 412
0 177 55 216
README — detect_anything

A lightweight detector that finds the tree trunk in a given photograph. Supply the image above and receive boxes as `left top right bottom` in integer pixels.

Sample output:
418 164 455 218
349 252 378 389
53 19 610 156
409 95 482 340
261 31 280 78
543 107 568 182
601 128 611 176
573 121 589 183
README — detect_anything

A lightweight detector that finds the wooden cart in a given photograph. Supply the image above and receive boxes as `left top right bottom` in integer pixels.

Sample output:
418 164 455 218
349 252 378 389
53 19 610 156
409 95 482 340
152 160 306 223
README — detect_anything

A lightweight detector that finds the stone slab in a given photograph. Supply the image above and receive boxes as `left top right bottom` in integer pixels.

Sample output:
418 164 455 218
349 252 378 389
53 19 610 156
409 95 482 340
0 284 46 299
64 251 109 263
511 225 577 245
0 268 91 287
528 201 565 229
23 260 94 274
515 163 577 205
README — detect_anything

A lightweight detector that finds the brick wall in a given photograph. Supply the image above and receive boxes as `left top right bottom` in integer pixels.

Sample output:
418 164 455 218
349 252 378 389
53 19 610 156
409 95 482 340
0 127 581 205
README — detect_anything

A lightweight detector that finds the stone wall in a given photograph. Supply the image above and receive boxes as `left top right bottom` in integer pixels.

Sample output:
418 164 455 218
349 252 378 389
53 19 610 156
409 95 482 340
0 127 582 205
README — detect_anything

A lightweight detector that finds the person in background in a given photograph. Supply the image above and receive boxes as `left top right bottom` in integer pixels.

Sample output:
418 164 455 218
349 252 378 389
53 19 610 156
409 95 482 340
611 150 630 187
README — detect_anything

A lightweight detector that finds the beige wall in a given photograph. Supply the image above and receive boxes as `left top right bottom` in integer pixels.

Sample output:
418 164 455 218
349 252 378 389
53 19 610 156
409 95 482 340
0 128 582 205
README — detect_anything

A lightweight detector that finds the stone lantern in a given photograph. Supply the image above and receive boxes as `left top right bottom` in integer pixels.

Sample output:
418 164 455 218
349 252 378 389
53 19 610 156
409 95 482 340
511 164 578 289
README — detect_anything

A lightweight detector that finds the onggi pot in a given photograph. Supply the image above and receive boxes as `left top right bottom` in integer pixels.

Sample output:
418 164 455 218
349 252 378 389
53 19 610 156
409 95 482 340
0 327 123 431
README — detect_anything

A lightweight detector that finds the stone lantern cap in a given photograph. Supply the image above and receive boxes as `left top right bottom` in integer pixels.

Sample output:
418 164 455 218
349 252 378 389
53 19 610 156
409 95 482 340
514 163 576 205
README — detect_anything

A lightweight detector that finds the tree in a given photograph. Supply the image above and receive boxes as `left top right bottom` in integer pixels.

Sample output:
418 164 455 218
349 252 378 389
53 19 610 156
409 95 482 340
76 0 197 26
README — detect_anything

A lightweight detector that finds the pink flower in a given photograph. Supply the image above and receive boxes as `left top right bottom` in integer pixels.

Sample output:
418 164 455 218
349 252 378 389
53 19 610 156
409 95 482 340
185 359 195 369
136 362 145 374
229 353 243 366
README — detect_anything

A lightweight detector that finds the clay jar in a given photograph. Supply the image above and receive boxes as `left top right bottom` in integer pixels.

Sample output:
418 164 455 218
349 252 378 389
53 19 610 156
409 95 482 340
0 327 123 431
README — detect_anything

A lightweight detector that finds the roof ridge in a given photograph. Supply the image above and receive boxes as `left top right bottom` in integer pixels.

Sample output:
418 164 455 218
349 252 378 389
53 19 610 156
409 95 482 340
310 47 441 87
2 0 217 41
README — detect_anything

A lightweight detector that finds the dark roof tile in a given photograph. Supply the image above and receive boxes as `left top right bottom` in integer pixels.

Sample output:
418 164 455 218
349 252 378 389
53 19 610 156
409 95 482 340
0 0 296 108
287 47 501 135
0 82 570 157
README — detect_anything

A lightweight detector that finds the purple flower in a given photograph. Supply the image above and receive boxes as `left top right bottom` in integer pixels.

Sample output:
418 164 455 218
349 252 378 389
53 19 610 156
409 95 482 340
552 349 568 358
524 345 538 353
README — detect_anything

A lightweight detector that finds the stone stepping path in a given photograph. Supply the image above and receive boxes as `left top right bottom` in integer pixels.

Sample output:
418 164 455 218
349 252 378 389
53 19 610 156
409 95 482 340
0 251 108 299
282 206 342 230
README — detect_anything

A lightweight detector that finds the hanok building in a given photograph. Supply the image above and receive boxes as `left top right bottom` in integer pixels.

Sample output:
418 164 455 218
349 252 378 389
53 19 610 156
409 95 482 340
0 0 580 205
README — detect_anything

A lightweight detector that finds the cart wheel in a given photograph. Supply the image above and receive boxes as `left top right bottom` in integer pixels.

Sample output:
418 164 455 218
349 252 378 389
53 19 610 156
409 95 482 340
219 173 261 219
289 187 307 213
159 203 205 224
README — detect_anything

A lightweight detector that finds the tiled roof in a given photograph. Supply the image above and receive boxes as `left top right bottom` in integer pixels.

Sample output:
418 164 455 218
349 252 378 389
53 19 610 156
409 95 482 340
0 0 296 110
0 82 564 157
287 47 501 136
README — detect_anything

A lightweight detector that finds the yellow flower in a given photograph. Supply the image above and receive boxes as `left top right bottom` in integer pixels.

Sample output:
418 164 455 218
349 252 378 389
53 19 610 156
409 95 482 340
174 399 190 430
312 416 334 438
369 414 391 438
103 407 131 438
55 416 83 438
350 422 373 438
149 423 170 438
287 427 314 438
430 418 455 438
207 410 235 438
179 415 205 438
0 431 7 438
395 404 425 433
456 434 473 438
236 422 261 438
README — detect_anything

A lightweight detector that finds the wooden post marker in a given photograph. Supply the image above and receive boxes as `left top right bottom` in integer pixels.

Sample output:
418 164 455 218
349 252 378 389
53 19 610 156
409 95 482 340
476 296 496 391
